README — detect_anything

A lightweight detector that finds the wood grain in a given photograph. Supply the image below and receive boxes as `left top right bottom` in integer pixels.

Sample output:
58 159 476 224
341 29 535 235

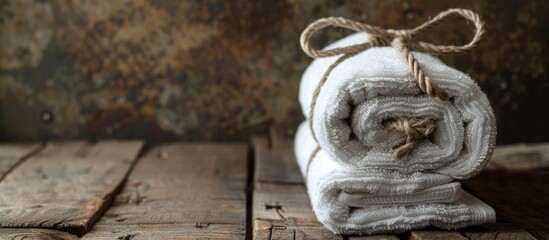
410 230 468 240
463 171 547 239
0 143 43 181
410 223 539 240
0 134 546 238
486 142 549 171
83 143 249 239
0 228 77 240
348 236 400 240
252 132 398 240
0 140 144 236
461 223 538 240
253 136 303 184
255 127 546 239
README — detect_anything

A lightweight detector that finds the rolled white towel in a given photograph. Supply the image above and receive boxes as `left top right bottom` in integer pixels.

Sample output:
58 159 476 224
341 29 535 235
295 122 496 235
299 32 496 179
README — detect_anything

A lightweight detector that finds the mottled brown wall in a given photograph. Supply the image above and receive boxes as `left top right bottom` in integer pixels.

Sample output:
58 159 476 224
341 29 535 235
0 0 547 144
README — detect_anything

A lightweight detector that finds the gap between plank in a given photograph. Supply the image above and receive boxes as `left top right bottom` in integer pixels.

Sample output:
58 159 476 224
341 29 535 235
0 142 46 183
83 142 148 236
245 144 255 240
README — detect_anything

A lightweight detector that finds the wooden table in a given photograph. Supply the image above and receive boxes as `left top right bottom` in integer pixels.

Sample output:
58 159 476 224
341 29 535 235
0 129 547 239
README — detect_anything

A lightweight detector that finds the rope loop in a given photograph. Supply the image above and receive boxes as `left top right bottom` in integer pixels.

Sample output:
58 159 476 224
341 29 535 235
300 8 485 59
301 9 485 160
300 8 484 101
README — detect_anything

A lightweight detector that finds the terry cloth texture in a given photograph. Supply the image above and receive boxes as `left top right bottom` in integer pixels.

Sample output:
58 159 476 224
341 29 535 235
295 122 496 235
299 32 497 179
295 32 496 235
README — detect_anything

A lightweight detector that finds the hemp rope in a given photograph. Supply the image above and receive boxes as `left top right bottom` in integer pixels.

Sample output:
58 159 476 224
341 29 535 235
300 8 484 160
305 147 320 179
383 118 436 159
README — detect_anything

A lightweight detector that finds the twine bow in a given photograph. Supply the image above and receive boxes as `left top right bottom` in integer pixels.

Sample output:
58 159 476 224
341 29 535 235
300 8 485 160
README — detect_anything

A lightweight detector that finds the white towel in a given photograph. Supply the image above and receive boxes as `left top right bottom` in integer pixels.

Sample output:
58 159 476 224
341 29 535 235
299 33 496 179
295 122 496 235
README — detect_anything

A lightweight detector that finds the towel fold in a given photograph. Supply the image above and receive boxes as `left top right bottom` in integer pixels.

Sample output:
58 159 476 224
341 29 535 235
299 33 496 179
295 122 496 235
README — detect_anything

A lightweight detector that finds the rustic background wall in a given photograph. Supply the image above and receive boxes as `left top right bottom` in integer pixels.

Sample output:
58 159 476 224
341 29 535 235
0 0 547 144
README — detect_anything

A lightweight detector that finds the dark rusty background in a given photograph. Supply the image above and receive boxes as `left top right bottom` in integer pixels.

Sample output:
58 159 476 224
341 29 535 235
0 0 547 144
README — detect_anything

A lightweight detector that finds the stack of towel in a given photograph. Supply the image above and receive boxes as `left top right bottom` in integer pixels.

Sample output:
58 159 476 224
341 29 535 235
294 32 497 235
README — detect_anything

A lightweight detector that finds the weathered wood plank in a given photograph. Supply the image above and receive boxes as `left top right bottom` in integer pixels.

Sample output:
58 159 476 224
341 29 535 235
254 182 338 239
486 142 549 171
257 127 549 239
252 135 336 240
460 223 537 240
0 143 43 181
463 170 548 239
410 230 468 240
410 223 539 240
86 224 245 239
252 136 303 184
348 236 399 240
269 124 297 150
0 140 144 236
84 143 248 239
252 135 397 240
464 142 549 239
0 228 77 240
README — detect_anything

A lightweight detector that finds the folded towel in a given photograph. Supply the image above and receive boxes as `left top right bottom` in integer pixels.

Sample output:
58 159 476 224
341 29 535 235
299 32 496 179
295 122 496 235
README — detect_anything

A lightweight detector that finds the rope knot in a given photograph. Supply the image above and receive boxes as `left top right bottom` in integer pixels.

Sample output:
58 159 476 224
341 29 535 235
300 8 485 101
384 118 436 160
389 30 413 43
301 9 485 160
